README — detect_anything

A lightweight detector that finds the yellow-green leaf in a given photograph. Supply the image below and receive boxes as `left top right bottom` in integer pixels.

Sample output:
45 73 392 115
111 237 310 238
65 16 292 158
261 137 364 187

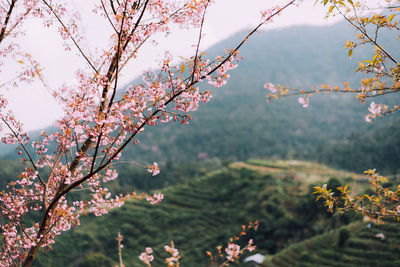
372 54 378 63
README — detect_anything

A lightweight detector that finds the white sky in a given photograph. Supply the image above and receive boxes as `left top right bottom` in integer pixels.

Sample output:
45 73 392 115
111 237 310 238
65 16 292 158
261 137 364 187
1 0 339 131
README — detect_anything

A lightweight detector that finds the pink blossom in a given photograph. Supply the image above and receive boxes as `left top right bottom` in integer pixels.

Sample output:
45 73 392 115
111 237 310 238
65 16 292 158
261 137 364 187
247 239 256 252
298 97 309 108
374 65 384 73
147 162 160 176
146 193 164 205
366 102 387 122
165 241 180 266
139 247 154 265
365 114 373 123
225 243 240 262
264 82 277 93
368 102 382 115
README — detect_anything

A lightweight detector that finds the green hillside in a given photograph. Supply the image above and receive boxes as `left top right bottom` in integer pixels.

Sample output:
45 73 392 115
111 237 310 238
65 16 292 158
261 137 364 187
34 160 364 266
263 222 400 267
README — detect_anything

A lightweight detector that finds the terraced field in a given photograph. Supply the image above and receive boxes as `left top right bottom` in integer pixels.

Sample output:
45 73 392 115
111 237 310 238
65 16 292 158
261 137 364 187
231 159 367 193
35 160 379 266
263 222 400 267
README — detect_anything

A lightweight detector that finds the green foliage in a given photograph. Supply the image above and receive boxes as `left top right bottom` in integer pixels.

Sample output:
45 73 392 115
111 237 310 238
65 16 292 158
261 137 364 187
34 161 359 266
315 118 400 174
263 222 400 267
337 229 350 248
79 253 115 267
0 160 23 189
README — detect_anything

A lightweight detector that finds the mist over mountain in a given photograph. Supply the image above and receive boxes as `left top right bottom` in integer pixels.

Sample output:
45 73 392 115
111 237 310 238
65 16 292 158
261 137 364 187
1 21 399 175
118 21 400 174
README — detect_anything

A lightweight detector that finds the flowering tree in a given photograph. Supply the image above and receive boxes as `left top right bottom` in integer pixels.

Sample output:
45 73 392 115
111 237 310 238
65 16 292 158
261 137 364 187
0 0 297 266
265 0 400 222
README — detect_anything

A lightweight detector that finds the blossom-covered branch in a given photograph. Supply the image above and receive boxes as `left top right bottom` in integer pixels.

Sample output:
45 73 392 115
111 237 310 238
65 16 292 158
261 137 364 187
0 0 298 266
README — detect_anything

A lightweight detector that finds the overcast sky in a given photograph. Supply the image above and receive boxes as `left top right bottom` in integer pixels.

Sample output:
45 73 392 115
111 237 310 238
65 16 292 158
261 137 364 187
2 0 339 131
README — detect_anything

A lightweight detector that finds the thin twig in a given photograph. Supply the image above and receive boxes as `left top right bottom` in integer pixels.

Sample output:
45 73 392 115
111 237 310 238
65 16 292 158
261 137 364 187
202 0 297 80
101 0 118 34
41 0 99 73
336 3 399 65
0 0 16 43
1 118 45 187
189 0 209 85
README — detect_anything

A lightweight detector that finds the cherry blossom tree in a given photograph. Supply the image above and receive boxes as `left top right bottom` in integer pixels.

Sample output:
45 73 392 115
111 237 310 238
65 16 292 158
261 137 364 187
0 0 297 266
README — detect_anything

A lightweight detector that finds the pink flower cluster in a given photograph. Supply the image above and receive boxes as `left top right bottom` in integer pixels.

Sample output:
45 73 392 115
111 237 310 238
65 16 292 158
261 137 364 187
225 243 240 262
365 102 387 122
147 162 160 176
260 5 283 22
165 241 180 266
298 97 309 108
264 82 277 93
139 247 154 266
146 193 164 205
138 242 180 266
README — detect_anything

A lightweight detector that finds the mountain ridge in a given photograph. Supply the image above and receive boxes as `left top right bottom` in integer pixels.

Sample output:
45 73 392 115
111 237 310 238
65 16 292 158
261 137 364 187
1 21 399 174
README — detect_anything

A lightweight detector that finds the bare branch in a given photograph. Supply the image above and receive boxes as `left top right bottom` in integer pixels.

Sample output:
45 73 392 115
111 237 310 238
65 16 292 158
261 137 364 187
0 0 16 43
41 0 99 74
101 0 118 34
336 3 399 65
190 0 209 85
202 0 297 80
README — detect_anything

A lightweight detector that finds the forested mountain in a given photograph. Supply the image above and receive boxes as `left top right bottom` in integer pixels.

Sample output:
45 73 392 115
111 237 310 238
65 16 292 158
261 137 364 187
315 118 400 174
118 21 399 174
1 22 398 175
